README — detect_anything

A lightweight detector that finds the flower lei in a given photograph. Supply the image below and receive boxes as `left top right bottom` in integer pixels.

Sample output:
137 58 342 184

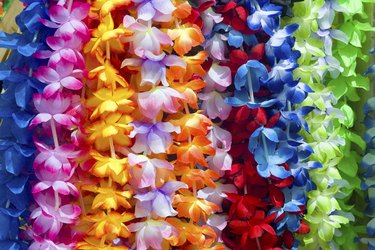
0 0 54 248
202 0 316 248
26 0 90 248
288 0 374 248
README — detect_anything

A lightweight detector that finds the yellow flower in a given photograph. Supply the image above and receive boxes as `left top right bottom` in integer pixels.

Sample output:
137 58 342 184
77 236 130 250
86 87 135 120
86 112 133 151
89 151 130 185
84 211 134 239
89 60 129 89
82 183 132 210
174 190 220 222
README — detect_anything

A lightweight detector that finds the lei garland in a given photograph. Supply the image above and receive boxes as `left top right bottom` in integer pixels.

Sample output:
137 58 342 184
287 0 374 249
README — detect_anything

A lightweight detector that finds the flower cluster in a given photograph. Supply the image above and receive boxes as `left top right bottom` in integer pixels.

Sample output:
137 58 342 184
201 0 318 248
27 0 90 248
0 0 53 248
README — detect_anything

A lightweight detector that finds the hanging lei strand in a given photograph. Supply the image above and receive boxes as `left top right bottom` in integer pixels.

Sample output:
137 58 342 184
207 0 317 248
288 0 374 248
74 0 136 248
27 0 90 248
0 0 53 248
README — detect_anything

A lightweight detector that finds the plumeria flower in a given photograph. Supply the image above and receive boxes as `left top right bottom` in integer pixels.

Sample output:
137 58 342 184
201 8 224 36
203 63 231 92
134 181 187 218
128 219 177 250
267 23 299 60
89 60 129 89
29 235 74 250
41 3 90 49
169 112 212 141
133 0 176 22
167 24 205 56
263 59 298 93
32 180 79 197
199 91 232 120
33 141 79 174
247 1 281 35
35 66 83 97
130 121 180 154
207 148 233 174
31 192 80 240
137 86 185 119
123 15 172 57
203 33 227 61
316 28 348 56
128 153 174 188
121 51 186 87
29 93 77 128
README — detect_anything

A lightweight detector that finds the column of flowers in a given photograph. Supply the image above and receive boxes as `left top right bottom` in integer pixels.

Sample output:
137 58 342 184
205 0 317 248
27 0 90 248
0 0 53 248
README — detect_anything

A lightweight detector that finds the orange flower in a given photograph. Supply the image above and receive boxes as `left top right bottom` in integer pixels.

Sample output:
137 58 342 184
182 51 208 80
175 166 219 189
167 24 204 56
89 151 129 185
86 87 135 120
173 190 220 222
167 217 217 248
82 183 132 210
84 211 134 238
89 60 128 89
170 136 215 167
86 112 133 151
169 79 206 109
77 237 130 250
172 0 192 19
169 112 212 141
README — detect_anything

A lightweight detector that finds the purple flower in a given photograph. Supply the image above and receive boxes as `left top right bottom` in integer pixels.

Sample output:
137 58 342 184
133 0 176 22
121 51 186 87
199 91 232 120
130 121 180 154
203 63 231 92
134 181 187 218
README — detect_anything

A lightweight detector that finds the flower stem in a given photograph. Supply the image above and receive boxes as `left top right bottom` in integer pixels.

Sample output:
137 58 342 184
67 0 73 12
109 137 116 159
286 101 291 139
261 132 269 159
256 237 262 250
5 200 10 208
50 119 59 148
247 72 255 103
79 191 86 215
106 41 111 61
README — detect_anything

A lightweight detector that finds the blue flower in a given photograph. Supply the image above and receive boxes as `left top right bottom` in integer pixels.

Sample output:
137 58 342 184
247 1 282 35
266 23 299 60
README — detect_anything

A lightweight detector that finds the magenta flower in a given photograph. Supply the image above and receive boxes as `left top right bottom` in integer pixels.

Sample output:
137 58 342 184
134 181 187 218
41 3 90 49
137 86 185 119
129 121 180 154
29 93 78 128
133 0 176 22
31 192 81 240
121 51 186 87
33 141 79 174
29 235 74 250
203 63 231 92
128 153 174 188
199 91 231 120
35 66 83 97
32 180 79 197
123 15 173 57
128 219 178 250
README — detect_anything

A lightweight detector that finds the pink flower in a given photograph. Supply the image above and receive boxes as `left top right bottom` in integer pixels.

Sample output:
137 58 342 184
29 93 78 128
203 63 231 92
35 66 83 97
199 91 231 120
33 141 79 174
41 3 90 49
137 86 185 119
123 15 172 57
121 51 186 87
128 219 178 250
31 192 81 240
198 183 236 211
29 235 74 250
35 47 85 72
208 124 232 150
128 153 174 188
203 33 227 61
207 148 232 174
129 121 180 154
201 9 223 36
32 180 79 197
